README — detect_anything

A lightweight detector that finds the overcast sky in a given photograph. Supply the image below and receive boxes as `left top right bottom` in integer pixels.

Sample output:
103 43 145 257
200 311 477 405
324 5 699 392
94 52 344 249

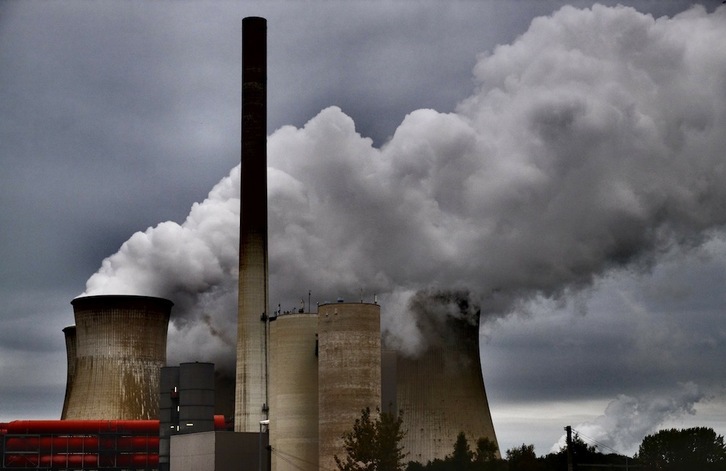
2 0 726 458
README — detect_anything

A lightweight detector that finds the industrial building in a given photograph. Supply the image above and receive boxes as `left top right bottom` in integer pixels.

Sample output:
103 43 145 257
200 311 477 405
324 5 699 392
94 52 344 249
0 15 498 471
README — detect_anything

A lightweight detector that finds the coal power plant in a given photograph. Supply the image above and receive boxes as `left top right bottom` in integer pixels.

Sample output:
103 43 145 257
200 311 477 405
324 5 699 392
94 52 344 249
0 16 498 471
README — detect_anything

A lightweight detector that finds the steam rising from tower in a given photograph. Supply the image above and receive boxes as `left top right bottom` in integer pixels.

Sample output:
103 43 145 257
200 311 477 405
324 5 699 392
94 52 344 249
235 16 269 433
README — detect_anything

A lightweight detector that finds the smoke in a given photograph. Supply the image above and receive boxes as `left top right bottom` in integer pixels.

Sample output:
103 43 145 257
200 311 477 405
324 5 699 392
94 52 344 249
82 166 240 370
384 289 481 357
550 382 705 456
83 4 726 365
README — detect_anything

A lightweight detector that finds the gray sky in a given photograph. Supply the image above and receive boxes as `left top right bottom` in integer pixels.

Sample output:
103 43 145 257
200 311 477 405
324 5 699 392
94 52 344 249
2 0 726 458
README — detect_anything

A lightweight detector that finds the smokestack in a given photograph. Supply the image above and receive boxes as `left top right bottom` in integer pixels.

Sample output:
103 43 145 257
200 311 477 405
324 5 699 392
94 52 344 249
235 16 269 432
64 295 172 420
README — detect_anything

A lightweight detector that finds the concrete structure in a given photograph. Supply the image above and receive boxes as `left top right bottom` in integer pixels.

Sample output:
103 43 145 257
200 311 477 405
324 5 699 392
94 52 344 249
236 15 270 433
2 419 160 470
396 317 500 463
63 295 172 420
381 348 398 415
171 431 269 471
160 362 218 471
178 362 216 434
60 325 77 419
269 314 319 471
318 302 381 471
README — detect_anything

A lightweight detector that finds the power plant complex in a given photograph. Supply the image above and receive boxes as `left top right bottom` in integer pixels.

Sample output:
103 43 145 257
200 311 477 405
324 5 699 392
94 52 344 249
0 17 498 471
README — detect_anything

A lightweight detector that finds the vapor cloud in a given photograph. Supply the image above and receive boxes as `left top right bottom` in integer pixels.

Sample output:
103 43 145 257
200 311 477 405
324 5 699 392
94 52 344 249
83 4 726 365
551 382 705 455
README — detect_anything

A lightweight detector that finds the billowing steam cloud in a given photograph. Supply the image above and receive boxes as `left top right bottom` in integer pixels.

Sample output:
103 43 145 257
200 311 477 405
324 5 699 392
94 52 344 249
84 4 726 366
84 167 241 370
550 382 704 455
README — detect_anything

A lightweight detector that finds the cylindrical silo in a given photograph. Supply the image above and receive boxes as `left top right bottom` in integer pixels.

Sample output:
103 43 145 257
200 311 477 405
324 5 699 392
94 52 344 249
60 325 77 420
318 302 381 471
178 362 216 433
269 313 318 471
396 317 499 464
64 295 172 420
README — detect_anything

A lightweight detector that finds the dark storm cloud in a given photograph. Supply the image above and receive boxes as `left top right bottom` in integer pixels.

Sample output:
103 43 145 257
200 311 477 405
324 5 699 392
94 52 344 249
483 237 726 398
83 3 726 368
0 1 240 294
482 237 726 452
0 1 247 418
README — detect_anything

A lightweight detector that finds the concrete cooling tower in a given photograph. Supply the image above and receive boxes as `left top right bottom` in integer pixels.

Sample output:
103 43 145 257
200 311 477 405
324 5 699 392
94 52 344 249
269 314 319 471
63 295 172 420
318 302 381 471
396 317 499 464
60 326 77 419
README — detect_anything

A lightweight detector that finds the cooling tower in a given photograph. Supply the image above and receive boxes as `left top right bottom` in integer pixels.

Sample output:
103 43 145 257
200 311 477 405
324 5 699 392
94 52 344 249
60 326 77 419
64 295 172 420
318 302 381 471
396 317 499 464
235 15 269 433
269 314 319 471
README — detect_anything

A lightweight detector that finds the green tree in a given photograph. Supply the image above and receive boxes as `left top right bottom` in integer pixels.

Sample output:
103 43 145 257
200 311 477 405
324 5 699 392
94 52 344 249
506 444 543 471
451 432 474 470
405 433 503 471
335 407 408 471
637 427 726 471
474 437 498 464
377 408 408 471
540 432 627 471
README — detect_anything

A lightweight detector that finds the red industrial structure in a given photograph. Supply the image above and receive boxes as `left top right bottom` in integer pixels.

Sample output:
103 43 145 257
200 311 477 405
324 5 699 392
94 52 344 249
1 420 158 470
0 417 226 470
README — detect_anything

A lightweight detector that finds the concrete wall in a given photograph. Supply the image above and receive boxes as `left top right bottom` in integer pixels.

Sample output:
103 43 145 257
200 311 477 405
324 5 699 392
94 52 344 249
171 431 269 471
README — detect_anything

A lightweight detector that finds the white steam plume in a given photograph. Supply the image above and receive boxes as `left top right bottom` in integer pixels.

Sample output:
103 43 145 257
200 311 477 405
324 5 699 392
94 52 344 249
550 382 705 456
84 4 726 365
83 167 240 370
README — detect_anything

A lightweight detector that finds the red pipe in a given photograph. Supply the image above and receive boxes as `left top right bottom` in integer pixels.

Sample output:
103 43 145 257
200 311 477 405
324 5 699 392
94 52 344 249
4 453 159 468
117 454 159 467
6 420 159 435
6 416 227 435
5 436 159 452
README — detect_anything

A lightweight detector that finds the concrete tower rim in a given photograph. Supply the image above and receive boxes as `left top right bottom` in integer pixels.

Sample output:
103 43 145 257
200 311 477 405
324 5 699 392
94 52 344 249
71 294 174 309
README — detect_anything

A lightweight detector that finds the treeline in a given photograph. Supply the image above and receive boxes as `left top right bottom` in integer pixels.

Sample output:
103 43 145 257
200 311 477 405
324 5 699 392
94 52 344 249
406 427 726 471
334 408 726 471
